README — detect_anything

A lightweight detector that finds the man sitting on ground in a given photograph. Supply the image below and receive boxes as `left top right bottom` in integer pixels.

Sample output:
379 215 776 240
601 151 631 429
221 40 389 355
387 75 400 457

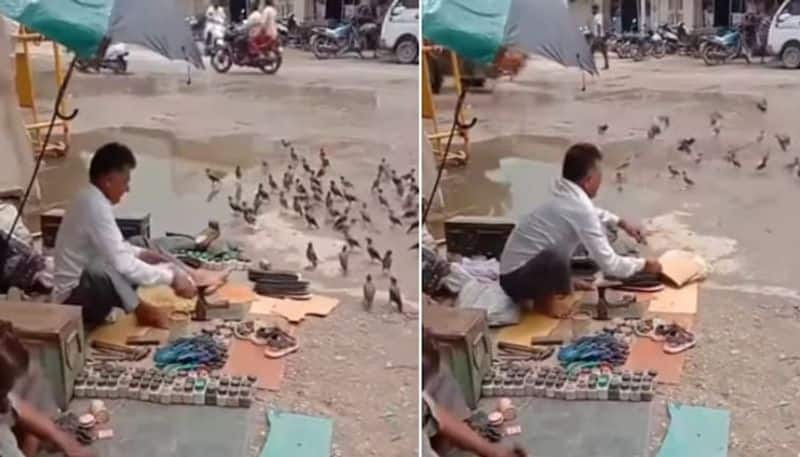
499 143 662 318
52 143 218 329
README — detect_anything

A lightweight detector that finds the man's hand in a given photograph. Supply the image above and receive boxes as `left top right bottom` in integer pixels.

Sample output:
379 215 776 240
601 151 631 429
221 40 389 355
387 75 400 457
172 270 197 299
139 249 168 265
643 258 663 275
489 444 528 457
619 219 646 244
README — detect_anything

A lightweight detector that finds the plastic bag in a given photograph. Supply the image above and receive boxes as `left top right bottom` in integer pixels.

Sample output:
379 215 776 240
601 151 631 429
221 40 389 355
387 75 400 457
457 279 520 327
422 0 510 63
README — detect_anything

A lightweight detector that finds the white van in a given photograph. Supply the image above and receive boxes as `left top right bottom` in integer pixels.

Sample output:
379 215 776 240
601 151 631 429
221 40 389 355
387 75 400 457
380 0 419 64
767 0 800 68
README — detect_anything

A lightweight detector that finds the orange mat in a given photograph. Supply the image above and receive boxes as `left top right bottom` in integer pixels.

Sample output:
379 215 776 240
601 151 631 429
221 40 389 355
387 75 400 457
223 323 295 391
625 314 694 385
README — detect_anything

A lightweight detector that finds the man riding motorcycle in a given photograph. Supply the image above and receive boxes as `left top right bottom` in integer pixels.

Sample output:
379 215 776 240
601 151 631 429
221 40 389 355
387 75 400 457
246 0 279 58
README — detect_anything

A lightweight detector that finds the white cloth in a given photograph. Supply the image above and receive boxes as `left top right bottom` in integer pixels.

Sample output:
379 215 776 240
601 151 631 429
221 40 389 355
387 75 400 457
499 178 645 279
52 185 173 303
593 13 604 37
459 257 500 282
261 6 278 39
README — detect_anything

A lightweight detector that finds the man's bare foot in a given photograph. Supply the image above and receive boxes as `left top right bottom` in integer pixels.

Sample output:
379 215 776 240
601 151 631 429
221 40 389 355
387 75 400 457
135 302 169 329
573 279 596 291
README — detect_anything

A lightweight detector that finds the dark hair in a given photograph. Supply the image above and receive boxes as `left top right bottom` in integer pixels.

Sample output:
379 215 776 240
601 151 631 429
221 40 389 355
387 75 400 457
0 321 29 413
421 327 440 389
592 4 599 10
562 142 603 183
89 142 136 184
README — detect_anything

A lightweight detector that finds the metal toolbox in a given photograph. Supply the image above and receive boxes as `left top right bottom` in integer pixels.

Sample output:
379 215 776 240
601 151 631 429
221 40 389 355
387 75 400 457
0 301 85 409
41 208 151 248
444 215 516 259
424 306 491 409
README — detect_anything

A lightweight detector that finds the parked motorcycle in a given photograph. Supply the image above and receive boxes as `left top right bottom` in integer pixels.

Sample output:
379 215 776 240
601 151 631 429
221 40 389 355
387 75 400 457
187 14 206 42
75 43 129 74
311 18 379 59
659 23 691 55
277 13 308 49
210 24 283 74
204 14 227 56
702 27 747 65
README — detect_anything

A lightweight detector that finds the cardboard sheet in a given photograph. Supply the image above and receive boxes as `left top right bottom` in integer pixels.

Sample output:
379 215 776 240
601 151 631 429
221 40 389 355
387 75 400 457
659 250 707 287
496 312 560 346
249 295 339 323
260 410 333 457
223 319 294 391
648 283 699 315
89 314 169 347
657 404 730 457
625 314 694 384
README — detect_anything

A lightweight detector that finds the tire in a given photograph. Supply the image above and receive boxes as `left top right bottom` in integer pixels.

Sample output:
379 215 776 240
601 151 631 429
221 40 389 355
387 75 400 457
211 48 233 73
781 43 800 69
259 52 282 74
395 36 418 65
653 42 666 59
631 45 644 62
702 43 724 66
312 36 336 59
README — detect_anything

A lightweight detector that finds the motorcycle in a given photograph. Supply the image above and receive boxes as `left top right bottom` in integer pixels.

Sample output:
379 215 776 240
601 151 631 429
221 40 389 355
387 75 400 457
75 43 129 74
659 23 691 55
277 13 308 49
702 26 747 65
311 18 379 59
204 14 227 56
210 24 283 74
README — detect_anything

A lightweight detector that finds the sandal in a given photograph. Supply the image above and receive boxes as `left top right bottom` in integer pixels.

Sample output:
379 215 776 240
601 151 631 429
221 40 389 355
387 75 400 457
633 319 654 337
650 321 674 342
663 325 697 354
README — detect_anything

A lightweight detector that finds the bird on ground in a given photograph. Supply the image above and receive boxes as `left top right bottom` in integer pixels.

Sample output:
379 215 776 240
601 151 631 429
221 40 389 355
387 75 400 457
756 150 770 171
293 197 304 217
757 98 768 112
257 183 270 200
325 191 334 209
390 170 402 188
678 137 695 154
330 181 344 199
403 192 417 211
377 189 389 208
228 196 243 213
302 158 312 174
306 242 318 270
756 130 765 144
409 242 419 251
268 174 279 191
616 158 631 171
712 126 721 137
296 181 308 196
289 147 298 163
280 139 291 148
344 192 358 203
333 215 349 232
320 148 330 169
657 115 670 128
253 192 264 214
377 158 388 180
407 219 419 234
316 167 326 179
360 205 373 226
402 208 417 219
382 250 392 274
306 213 319 229
363 275 375 311
345 232 361 250
776 134 791 152
366 238 382 263
206 168 226 187
235 165 242 180
682 171 695 187
395 180 405 197
371 178 381 193
725 151 742 168
389 277 403 313
710 111 723 125
234 181 242 204
647 124 661 140
667 164 681 178
402 169 416 182
388 211 403 228
243 208 257 226
785 157 800 170
261 160 269 176
340 176 354 189
279 192 288 210
338 245 349 275
694 153 703 165
597 124 609 135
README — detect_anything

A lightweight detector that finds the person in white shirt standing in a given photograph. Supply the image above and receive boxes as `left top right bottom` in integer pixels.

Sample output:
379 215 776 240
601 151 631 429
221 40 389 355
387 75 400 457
590 4 609 70
52 143 201 329
498 143 662 318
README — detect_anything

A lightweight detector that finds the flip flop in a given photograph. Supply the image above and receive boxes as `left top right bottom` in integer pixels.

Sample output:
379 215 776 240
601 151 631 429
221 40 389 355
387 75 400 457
663 325 697 354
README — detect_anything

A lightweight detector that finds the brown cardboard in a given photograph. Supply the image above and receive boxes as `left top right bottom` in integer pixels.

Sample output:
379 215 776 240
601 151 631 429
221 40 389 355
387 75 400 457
648 283 699 315
659 250 706 287
249 295 339 323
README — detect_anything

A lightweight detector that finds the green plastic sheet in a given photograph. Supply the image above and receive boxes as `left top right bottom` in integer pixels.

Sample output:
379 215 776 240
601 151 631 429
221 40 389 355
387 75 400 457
260 410 333 457
657 403 730 457
422 0 511 64
0 0 111 57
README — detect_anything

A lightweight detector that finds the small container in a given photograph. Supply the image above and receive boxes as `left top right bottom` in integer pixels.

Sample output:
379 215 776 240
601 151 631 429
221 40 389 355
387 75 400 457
545 381 555 399
140 385 150 402
576 382 587 401
587 381 598 400
183 384 193 404
217 388 228 407
608 379 620 401
193 385 205 405
227 389 239 407
597 382 609 401
631 384 641 402
565 383 577 401
206 386 218 406
534 379 545 397
239 390 251 408
641 384 653 401
160 385 172 404
128 381 140 400
482 382 493 398
75 379 87 398
619 383 630 401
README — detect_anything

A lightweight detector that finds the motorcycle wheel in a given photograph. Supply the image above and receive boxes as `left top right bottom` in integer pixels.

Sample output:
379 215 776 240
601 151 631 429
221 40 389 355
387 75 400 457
312 36 335 60
259 52 283 74
631 45 644 62
702 43 724 66
112 58 127 74
211 48 234 73
653 42 667 59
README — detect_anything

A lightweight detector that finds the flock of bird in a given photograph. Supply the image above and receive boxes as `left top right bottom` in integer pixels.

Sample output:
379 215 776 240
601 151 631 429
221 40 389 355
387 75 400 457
205 140 419 314
598 97 795 192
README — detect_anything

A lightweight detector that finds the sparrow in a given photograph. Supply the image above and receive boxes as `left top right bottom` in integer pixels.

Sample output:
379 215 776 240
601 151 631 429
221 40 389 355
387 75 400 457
361 206 373 225
338 245 349 275
206 168 226 186
756 150 769 171
377 189 389 208
228 196 242 213
757 98 768 112
278 192 289 210
316 167 326 178
330 181 344 198
391 170 402 188
306 213 319 229
363 275 375 311
293 197 304 217
597 124 609 135
366 237 382 263
785 157 800 170
381 250 392 274
306 242 318 270
289 147 298 163
401 169 416 182
682 171 695 187
261 160 269 176
243 208 257 226
710 111 723 125
388 277 403 313
388 211 403 228
371 178 381 193
268 174 279 191
776 133 791 152
320 148 330 169
756 130 765 144
345 233 361 249
402 208 417 219
257 183 270 200
302 158 312 174
406 219 419 234
667 164 680 178
677 137 695 154
253 192 263 214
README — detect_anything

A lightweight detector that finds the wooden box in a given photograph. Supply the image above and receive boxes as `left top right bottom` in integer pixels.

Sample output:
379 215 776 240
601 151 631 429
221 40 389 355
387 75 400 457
424 306 491 408
0 301 85 409
444 216 515 259
41 208 151 248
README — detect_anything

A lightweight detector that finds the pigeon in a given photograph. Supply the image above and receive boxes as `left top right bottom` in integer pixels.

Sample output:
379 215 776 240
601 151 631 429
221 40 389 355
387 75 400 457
657 115 670 128
597 124 609 135
667 164 681 178
388 211 403 228
235 165 242 180
615 158 631 171
381 250 392 274
306 213 319 229
647 124 661 140
366 238 382 263
268 174 279 191
776 134 791 152
756 150 769 171
206 168 226 186
681 171 695 187
280 139 291 148
340 176 354 189
388 277 403 313
757 98 768 112
363 275 375 311
677 138 695 154
338 245 349 275
306 242 318 270
228 196 243 213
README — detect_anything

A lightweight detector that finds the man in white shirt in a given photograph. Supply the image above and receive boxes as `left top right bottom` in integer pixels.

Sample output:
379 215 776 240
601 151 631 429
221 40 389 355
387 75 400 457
53 143 198 329
590 4 609 70
499 143 662 317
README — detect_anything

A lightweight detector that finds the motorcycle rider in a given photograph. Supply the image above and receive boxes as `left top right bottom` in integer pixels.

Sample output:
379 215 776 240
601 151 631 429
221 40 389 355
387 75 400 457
246 0 278 58
589 4 609 70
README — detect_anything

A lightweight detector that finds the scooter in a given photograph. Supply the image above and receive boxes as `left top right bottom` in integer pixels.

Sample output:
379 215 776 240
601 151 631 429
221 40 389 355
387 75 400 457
75 43 129 74
204 14 227 56
311 18 378 59
702 26 747 65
